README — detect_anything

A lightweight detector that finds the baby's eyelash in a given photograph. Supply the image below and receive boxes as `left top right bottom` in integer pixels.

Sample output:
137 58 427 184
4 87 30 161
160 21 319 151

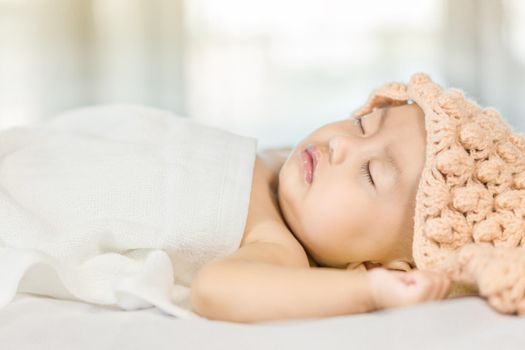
360 161 374 186
356 118 365 134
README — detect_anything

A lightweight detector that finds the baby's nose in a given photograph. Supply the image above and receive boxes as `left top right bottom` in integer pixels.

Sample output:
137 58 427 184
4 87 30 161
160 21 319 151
328 135 355 165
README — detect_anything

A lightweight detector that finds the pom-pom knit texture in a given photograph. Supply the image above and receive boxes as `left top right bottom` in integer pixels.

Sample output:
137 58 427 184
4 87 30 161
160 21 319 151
351 73 525 315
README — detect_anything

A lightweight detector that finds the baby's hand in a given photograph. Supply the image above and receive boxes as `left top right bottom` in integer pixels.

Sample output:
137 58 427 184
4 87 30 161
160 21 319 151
367 268 451 311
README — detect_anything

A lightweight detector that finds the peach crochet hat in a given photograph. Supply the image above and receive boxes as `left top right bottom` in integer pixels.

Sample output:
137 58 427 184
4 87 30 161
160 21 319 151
352 73 525 315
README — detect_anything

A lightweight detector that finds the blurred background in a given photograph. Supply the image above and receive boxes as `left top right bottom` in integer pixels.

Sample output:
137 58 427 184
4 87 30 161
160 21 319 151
0 0 524 149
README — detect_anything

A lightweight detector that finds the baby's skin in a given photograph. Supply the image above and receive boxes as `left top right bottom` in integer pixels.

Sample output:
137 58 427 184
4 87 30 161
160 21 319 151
190 104 451 323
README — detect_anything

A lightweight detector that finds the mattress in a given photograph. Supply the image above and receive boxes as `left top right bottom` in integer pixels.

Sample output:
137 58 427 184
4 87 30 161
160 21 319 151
0 293 524 349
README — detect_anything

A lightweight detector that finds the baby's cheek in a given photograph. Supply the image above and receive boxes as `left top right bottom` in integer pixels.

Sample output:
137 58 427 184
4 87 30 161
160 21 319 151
301 204 352 242
373 162 397 191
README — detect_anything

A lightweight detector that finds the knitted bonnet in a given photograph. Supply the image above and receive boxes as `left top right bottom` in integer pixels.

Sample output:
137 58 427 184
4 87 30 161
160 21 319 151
352 73 525 315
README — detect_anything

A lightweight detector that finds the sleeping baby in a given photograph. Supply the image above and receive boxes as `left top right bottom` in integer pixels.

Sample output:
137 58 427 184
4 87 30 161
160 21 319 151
0 73 523 323
192 84 450 322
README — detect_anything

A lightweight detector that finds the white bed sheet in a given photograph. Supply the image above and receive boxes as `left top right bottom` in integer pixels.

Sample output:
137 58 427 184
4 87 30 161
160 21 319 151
0 294 524 349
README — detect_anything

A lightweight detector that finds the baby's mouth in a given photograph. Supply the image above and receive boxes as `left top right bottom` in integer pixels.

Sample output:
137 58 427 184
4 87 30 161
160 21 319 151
301 145 318 184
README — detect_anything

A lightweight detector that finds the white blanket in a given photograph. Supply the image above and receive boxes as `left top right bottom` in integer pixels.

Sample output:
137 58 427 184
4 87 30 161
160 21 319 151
2 294 525 350
0 104 257 318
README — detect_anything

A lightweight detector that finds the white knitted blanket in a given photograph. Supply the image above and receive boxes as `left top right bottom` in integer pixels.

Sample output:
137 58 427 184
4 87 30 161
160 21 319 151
0 104 257 318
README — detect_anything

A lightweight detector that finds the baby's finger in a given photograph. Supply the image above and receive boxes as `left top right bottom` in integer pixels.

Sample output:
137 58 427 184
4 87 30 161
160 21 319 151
428 270 450 300
413 270 440 301
419 273 435 301
439 274 452 299
406 270 434 301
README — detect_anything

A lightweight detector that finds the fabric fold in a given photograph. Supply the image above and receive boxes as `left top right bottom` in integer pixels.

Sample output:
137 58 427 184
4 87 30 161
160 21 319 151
0 104 257 318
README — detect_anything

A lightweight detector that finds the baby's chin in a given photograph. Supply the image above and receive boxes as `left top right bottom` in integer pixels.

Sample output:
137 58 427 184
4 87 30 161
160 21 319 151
275 185 296 235
275 180 306 241
275 157 318 247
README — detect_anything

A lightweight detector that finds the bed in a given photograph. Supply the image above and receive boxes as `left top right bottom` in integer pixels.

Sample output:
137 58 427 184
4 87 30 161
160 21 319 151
0 293 524 349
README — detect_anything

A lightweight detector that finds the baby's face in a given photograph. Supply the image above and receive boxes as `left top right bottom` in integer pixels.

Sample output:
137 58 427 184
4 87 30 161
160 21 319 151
277 103 426 270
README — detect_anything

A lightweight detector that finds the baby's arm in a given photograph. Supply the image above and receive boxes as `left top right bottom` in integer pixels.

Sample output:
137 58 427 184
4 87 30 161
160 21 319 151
190 236 451 323
190 239 374 323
